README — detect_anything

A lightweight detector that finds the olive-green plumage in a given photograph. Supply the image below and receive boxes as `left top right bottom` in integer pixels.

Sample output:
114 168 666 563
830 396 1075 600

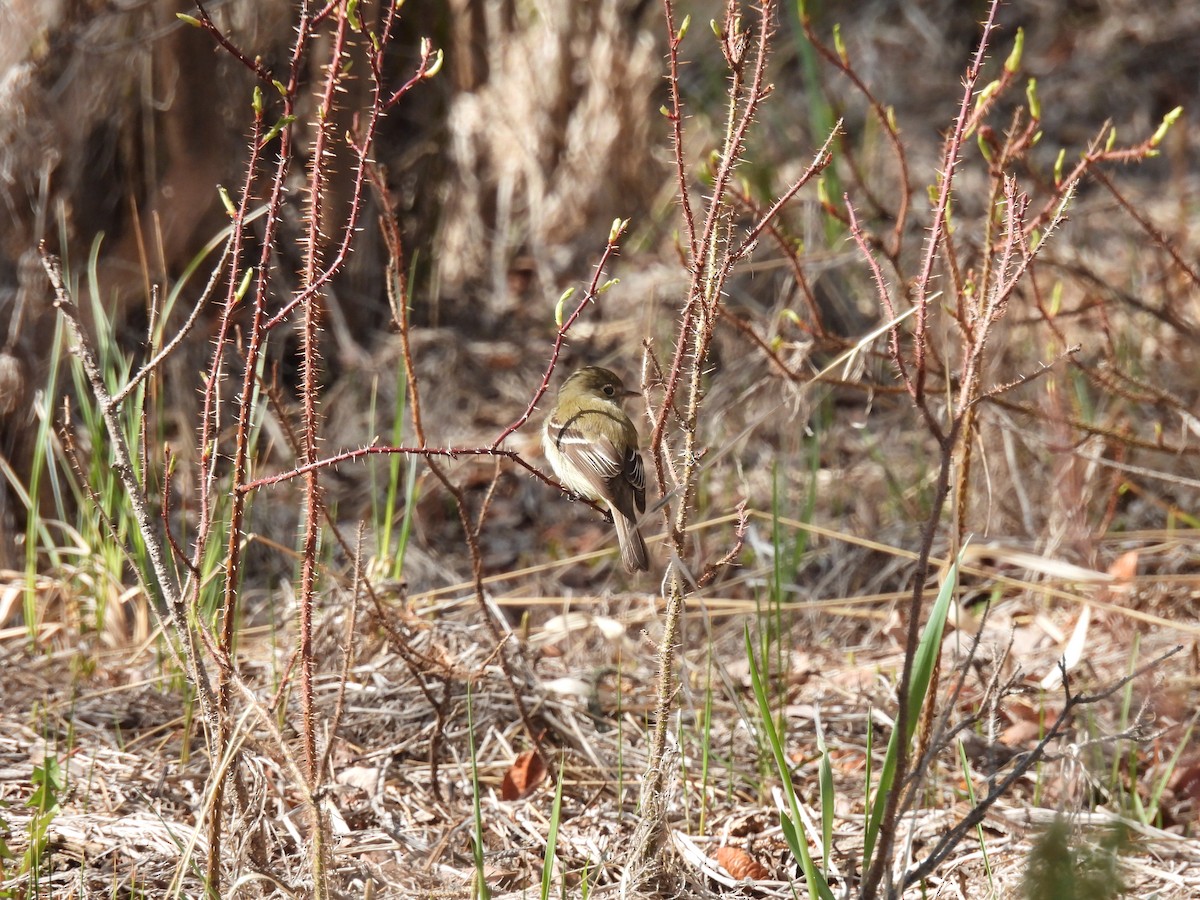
543 366 649 572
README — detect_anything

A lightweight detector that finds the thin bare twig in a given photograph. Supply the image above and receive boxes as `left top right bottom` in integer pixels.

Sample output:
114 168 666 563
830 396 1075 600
491 223 629 451
900 646 1182 892
42 246 219 736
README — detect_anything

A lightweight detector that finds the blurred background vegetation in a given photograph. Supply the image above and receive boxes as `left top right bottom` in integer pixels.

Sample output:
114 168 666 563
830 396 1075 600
0 0 1198 893
2 0 1195 585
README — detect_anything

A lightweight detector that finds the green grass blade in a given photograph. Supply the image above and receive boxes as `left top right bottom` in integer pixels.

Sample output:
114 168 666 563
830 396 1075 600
1146 708 1199 825
863 703 873 840
745 625 835 900
466 684 491 900
540 759 565 900
957 734 994 890
814 710 834 877
863 549 961 867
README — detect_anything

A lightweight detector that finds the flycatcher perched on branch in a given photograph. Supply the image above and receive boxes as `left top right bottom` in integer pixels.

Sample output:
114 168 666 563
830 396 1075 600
543 366 650 572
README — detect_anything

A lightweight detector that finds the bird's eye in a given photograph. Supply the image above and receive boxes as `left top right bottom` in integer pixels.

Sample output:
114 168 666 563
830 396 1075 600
603 384 616 396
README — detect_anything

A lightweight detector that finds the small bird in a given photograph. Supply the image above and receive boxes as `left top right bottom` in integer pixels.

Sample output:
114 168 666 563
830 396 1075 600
543 366 650 572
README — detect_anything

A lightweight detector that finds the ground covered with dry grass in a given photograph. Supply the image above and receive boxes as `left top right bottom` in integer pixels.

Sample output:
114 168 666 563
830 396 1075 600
2 0 1200 898
5 542 1200 897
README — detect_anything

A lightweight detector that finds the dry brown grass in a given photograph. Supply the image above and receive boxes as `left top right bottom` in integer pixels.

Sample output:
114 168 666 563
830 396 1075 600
2 0 1199 897
4 534 1200 896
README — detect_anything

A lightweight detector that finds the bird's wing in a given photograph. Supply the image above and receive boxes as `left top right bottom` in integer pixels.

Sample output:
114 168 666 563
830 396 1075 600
625 448 646 513
552 410 625 495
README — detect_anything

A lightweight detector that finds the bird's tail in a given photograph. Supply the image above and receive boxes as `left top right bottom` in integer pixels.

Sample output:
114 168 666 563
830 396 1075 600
614 513 649 573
